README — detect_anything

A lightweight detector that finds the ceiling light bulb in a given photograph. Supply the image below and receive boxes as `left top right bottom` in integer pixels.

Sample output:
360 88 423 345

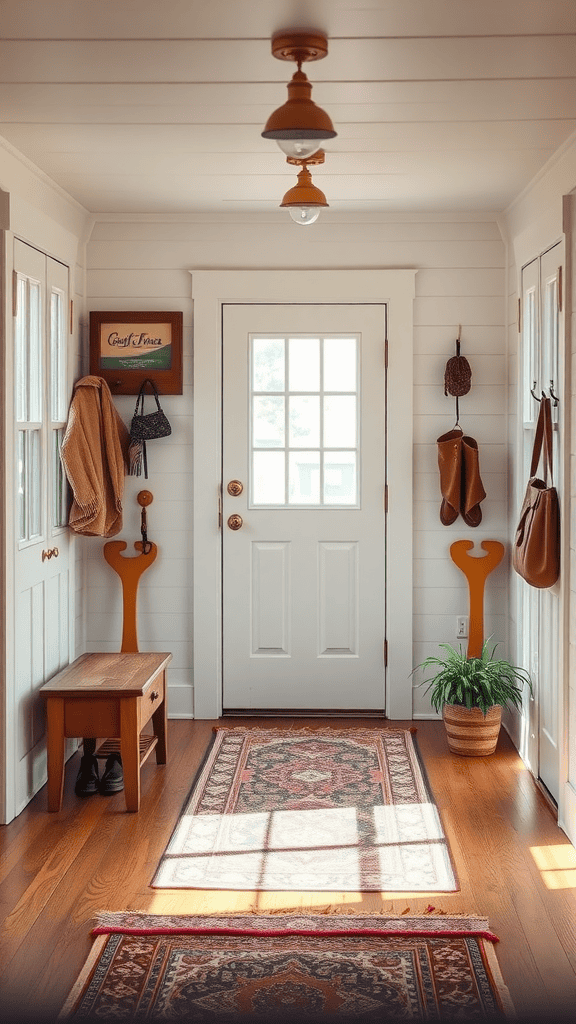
276 138 323 159
288 207 321 225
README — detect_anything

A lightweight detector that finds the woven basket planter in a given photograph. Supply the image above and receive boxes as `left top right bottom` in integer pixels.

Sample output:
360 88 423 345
442 704 502 756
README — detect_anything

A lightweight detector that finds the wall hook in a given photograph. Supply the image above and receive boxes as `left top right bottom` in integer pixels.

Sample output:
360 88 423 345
549 380 559 407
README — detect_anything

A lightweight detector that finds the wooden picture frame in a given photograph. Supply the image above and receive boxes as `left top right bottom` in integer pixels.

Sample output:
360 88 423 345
89 311 183 395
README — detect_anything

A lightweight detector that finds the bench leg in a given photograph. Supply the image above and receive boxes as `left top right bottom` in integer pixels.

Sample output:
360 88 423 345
46 698 65 812
120 698 140 812
152 673 167 764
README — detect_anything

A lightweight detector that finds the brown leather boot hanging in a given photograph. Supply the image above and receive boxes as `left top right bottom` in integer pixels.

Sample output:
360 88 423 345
437 427 463 525
461 435 486 527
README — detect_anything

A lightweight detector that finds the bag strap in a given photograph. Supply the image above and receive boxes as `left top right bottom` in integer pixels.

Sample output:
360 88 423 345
530 396 554 484
133 378 162 417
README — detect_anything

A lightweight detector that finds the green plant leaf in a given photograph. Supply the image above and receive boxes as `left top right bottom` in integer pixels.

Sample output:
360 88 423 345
411 637 533 714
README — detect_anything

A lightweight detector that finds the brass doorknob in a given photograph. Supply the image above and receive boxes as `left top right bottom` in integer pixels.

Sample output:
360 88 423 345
227 514 243 531
227 480 244 496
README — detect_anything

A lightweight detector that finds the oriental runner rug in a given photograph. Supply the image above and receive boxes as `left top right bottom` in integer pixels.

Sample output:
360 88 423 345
60 912 514 1021
152 727 457 891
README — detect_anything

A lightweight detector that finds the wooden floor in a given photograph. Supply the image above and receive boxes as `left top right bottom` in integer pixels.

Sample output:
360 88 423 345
1 718 576 1022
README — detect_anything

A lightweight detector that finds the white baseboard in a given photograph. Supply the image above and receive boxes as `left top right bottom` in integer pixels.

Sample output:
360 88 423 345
166 684 194 719
560 782 576 845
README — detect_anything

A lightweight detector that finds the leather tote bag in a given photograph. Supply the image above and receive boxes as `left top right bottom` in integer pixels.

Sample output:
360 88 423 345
512 396 560 588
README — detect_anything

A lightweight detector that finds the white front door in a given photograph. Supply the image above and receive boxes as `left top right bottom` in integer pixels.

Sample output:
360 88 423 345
222 303 386 711
13 238 73 815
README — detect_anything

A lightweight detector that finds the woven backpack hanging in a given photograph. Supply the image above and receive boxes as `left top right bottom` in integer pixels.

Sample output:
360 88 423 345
444 337 472 397
128 378 171 479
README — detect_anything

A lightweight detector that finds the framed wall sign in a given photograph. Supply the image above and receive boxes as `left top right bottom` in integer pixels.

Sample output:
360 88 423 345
89 311 183 394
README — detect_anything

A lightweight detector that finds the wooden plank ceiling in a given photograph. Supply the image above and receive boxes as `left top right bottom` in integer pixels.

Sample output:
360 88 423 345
0 0 575 214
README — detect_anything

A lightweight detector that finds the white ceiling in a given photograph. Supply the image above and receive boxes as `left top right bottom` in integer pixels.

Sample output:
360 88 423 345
1 0 575 216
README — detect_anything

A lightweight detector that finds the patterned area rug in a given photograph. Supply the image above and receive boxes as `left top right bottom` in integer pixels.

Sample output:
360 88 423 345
60 913 514 1021
152 728 457 891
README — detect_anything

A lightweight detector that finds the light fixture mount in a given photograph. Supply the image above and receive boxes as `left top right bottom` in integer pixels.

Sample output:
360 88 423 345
270 32 329 65
286 149 325 167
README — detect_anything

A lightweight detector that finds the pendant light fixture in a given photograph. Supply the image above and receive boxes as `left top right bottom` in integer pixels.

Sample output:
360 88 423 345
262 31 337 159
280 150 328 225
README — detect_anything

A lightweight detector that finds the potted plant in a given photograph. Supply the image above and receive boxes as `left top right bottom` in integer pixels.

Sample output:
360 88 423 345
412 639 532 756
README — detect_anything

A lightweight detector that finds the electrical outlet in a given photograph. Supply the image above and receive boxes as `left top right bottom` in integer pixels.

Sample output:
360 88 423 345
456 616 469 639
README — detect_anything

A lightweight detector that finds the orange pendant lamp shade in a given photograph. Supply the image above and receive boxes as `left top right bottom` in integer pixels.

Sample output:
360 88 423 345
262 69 337 154
280 164 328 209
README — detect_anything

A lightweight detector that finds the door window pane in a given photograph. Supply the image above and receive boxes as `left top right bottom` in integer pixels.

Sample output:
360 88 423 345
289 451 320 504
250 334 360 507
18 431 26 541
324 396 357 448
324 452 357 505
253 338 284 392
53 428 67 528
289 337 319 391
324 337 357 391
29 282 42 422
289 396 320 447
15 278 27 421
253 451 285 504
51 290 67 422
253 396 284 448
29 429 41 538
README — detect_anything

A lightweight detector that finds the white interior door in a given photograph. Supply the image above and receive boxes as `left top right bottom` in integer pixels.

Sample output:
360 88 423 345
222 304 386 711
13 238 72 815
520 243 563 803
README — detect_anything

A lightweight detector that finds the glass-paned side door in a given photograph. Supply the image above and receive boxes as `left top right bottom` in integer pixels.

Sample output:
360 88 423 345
519 244 563 804
12 239 72 818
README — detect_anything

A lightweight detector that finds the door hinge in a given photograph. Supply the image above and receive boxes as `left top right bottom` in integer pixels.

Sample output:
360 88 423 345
384 337 388 369
12 270 18 317
384 484 388 513
383 639 388 667
70 299 74 334
218 486 222 529
558 266 563 312
517 297 521 333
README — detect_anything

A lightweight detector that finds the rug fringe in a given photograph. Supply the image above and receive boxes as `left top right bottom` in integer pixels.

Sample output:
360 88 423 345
256 905 446 917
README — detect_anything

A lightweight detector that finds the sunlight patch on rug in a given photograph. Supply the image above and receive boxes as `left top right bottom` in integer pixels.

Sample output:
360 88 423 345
152 728 457 891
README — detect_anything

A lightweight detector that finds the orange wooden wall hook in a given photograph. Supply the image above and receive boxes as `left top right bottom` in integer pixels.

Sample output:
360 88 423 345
449 540 505 658
103 491 157 653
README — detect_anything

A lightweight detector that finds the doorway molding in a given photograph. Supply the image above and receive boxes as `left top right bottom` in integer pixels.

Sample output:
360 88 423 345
191 270 416 719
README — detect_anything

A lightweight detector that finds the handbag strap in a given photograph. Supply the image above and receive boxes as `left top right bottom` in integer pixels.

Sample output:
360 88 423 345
530 396 554 484
133 378 162 418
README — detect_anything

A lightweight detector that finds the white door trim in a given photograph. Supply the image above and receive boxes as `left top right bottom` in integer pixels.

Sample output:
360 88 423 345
191 270 416 720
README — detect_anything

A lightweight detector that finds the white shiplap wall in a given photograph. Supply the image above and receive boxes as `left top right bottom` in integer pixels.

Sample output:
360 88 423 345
85 212 507 718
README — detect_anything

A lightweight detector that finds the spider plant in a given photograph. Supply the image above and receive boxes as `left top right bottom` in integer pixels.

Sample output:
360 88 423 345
412 638 532 716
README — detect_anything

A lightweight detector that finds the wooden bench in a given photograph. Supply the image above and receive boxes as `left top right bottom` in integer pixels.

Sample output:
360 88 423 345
41 651 172 812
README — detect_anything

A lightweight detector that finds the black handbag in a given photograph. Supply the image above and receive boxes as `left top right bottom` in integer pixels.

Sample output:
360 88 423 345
128 378 171 478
